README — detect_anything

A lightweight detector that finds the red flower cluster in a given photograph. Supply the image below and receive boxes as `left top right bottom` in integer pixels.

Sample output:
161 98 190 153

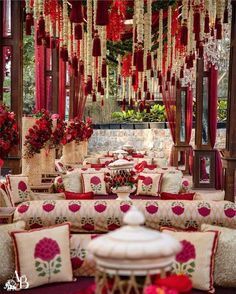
105 170 137 189
176 240 196 263
24 109 52 158
0 104 19 160
50 114 66 148
62 116 93 145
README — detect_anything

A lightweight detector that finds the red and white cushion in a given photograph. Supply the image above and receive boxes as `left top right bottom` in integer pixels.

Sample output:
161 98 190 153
136 173 163 197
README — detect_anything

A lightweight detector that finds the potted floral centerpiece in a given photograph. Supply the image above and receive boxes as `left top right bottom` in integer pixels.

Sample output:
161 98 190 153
106 158 137 200
0 103 19 168
62 117 93 164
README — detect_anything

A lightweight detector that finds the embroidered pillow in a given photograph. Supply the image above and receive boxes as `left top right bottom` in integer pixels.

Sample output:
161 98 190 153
62 170 82 193
201 224 236 287
0 221 25 285
136 173 162 197
194 190 225 201
160 192 195 200
11 223 73 289
6 175 32 205
64 191 94 200
160 171 183 194
161 228 219 292
90 163 106 168
81 173 107 195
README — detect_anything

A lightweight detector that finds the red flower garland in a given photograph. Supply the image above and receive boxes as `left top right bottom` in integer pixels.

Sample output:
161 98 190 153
0 104 19 161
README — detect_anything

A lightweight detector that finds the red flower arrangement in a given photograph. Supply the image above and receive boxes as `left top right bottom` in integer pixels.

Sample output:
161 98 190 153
105 170 137 190
0 104 19 163
62 116 93 145
49 114 66 148
24 109 52 158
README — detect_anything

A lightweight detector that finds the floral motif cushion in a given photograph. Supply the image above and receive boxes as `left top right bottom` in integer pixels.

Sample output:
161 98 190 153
136 173 163 197
62 170 82 193
70 234 96 276
11 223 73 289
161 228 219 292
201 224 236 287
160 171 183 194
6 175 33 205
194 190 225 201
81 173 107 195
0 221 25 285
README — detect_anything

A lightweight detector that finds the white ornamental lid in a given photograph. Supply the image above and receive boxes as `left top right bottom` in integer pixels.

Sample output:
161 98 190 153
108 158 134 170
88 207 182 275
113 149 128 155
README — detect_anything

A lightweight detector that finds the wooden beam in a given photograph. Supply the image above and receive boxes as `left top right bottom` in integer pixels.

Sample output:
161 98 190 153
222 0 236 202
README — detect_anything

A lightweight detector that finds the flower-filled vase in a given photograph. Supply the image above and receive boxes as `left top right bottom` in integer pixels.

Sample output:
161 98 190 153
22 153 42 185
62 141 76 164
41 148 56 174
74 142 84 164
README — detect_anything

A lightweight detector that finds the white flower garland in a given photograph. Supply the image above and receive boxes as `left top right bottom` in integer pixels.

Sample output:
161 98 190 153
167 5 172 69
158 9 163 73
86 0 92 76
136 0 144 43
63 0 68 46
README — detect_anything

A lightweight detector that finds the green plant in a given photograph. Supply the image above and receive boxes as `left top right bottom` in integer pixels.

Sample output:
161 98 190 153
217 100 227 122
111 104 166 122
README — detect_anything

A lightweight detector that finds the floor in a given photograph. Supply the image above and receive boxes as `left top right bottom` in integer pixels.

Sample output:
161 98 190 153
0 277 235 294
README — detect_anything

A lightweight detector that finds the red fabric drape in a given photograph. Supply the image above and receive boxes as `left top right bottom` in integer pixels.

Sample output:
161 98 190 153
58 58 66 119
162 82 176 143
35 39 46 110
209 64 218 148
208 63 222 189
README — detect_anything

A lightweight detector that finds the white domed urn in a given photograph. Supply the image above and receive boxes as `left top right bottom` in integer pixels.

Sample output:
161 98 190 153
88 207 182 294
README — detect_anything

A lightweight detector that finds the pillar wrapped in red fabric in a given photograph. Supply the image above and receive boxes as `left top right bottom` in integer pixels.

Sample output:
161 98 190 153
25 13 32 35
136 44 144 72
146 51 152 70
96 0 110 26
92 30 101 57
74 23 83 40
102 58 107 78
70 0 83 23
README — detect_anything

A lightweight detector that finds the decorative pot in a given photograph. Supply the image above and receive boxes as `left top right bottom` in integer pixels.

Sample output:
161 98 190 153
22 153 42 185
41 148 56 174
111 186 136 200
62 141 76 164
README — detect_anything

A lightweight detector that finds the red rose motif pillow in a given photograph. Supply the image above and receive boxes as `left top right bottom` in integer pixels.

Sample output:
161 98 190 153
6 175 33 205
160 192 195 200
161 228 219 292
11 223 73 289
64 191 94 200
81 173 107 195
136 173 163 196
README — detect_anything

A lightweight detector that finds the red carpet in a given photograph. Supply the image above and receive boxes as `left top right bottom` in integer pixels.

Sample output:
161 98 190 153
0 277 235 294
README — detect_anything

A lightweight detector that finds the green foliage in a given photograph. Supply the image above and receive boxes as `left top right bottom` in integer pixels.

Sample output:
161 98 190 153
111 104 166 122
217 100 227 122
23 33 36 114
